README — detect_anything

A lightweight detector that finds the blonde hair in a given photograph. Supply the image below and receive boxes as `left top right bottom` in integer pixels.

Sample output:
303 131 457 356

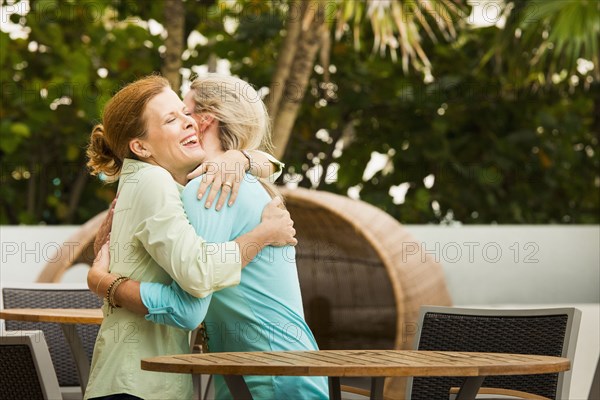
87 75 170 178
190 74 280 198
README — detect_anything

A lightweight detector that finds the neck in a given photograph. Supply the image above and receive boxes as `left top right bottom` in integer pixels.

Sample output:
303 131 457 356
208 149 225 158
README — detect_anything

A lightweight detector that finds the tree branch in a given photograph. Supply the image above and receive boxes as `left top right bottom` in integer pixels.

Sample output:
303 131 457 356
271 3 327 159
266 0 303 119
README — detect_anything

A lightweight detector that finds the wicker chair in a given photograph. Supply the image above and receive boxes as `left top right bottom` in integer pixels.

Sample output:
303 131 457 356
408 306 582 400
36 210 108 283
36 187 452 399
0 330 63 400
1 285 102 394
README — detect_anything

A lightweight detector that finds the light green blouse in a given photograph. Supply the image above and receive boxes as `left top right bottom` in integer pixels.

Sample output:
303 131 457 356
84 159 242 400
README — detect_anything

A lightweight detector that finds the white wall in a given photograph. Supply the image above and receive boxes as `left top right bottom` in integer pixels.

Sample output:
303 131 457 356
3 225 598 303
406 225 600 305
0 226 88 284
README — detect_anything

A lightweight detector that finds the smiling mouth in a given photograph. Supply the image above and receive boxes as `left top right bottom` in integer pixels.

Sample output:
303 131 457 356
180 135 199 147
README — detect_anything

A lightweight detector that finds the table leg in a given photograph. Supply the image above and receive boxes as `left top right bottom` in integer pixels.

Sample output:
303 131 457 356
370 377 384 400
328 377 341 400
60 324 90 395
454 376 486 400
223 375 253 400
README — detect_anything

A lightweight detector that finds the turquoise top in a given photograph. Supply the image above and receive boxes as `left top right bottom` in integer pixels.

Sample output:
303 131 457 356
140 174 328 400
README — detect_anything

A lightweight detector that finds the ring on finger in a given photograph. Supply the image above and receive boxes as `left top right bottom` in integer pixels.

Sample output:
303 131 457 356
222 181 233 189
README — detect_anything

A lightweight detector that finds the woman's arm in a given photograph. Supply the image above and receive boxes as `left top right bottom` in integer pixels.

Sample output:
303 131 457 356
88 243 147 315
89 243 209 330
132 166 295 298
94 166 294 303
92 150 282 256
234 197 296 264
247 150 284 181
89 174 294 328
186 150 284 210
134 188 295 299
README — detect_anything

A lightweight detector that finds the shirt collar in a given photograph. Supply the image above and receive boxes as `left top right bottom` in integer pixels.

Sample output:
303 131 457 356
120 158 184 193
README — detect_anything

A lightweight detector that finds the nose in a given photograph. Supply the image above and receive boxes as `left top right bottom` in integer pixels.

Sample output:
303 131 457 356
180 113 195 131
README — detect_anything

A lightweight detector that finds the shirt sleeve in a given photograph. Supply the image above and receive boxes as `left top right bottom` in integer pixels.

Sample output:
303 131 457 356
254 150 284 182
132 166 241 298
140 281 211 331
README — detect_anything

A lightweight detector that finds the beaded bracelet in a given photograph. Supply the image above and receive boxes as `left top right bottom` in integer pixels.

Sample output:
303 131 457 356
105 276 128 313
104 275 121 309
108 276 129 311
105 275 121 302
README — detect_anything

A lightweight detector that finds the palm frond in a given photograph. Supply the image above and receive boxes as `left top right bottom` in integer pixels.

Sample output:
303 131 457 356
334 0 466 74
518 0 599 78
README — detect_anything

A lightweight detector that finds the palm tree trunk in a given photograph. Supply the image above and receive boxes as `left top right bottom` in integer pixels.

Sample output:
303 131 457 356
266 0 303 119
271 3 327 159
162 0 185 91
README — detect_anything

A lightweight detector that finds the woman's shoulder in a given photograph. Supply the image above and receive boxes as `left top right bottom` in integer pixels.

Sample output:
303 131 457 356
121 159 174 185
118 159 178 203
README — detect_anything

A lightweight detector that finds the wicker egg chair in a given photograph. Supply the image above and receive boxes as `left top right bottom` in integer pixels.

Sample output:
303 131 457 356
38 187 451 399
36 210 108 283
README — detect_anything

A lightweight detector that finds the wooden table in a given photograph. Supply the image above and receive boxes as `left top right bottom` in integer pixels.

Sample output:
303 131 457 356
0 308 103 393
141 349 570 400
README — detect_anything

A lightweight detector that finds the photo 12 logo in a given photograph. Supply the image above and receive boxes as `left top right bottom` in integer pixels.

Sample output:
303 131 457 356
401 241 540 264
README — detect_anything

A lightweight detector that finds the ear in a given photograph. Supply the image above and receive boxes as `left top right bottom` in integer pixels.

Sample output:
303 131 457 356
129 139 150 159
196 113 216 134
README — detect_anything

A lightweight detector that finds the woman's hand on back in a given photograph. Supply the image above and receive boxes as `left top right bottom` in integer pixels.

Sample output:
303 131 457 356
94 197 116 256
233 197 297 267
187 150 248 211
260 197 297 247
88 241 113 297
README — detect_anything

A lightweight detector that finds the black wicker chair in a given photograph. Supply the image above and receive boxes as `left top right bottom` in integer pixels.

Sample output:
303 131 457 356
1 284 102 395
408 306 581 400
0 330 62 400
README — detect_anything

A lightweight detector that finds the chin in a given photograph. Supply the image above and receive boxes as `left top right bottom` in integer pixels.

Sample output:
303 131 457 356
184 147 205 161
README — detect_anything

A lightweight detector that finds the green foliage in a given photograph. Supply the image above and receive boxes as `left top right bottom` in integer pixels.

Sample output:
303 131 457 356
287 25 599 223
1 0 162 224
482 0 600 85
1 0 597 224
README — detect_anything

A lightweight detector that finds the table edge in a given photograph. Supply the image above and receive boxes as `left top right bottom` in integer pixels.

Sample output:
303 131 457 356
0 308 103 324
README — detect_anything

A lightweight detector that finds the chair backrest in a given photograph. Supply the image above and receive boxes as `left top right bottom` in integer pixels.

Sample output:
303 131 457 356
407 306 581 400
1 284 102 387
0 330 62 400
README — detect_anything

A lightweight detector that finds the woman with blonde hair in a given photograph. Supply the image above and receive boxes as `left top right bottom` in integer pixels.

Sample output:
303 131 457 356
84 74 297 400
88 74 328 399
